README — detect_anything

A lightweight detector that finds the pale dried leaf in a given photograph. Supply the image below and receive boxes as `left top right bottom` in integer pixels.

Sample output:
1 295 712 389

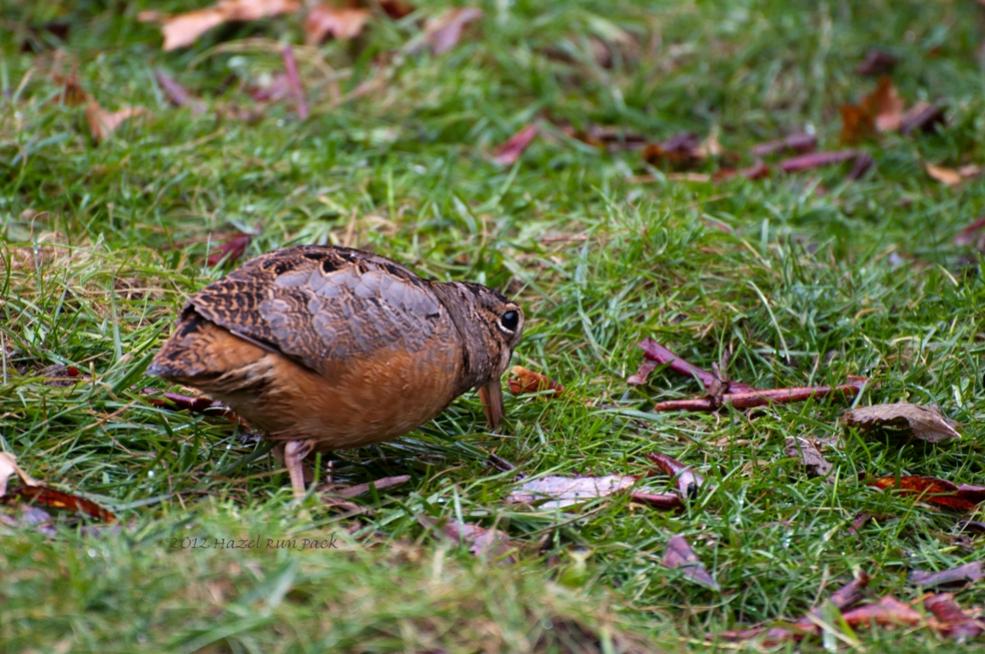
160 0 301 51
425 7 482 54
926 162 981 187
507 474 636 509
85 103 146 141
784 437 833 477
843 402 960 442
305 5 370 44
0 452 39 498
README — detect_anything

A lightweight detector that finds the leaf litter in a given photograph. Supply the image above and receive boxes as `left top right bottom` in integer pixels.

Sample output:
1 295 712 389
843 402 960 442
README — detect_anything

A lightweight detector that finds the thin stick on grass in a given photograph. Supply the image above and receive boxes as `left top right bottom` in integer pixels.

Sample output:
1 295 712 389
654 378 866 412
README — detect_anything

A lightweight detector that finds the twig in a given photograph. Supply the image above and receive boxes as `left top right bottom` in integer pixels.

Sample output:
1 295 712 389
654 378 866 412
281 45 309 120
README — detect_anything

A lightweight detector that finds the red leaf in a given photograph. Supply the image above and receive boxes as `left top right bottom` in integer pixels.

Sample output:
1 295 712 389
10 485 116 523
662 535 719 590
304 4 370 43
925 593 985 641
841 596 922 628
899 102 945 135
646 452 703 498
492 124 538 166
870 476 985 512
955 216 985 249
207 232 253 266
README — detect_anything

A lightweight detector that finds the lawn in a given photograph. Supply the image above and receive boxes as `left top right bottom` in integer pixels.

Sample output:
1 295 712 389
1 0 984 652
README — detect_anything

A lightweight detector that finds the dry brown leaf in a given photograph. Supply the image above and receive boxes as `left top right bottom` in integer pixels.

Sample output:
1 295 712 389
662 535 719 590
508 365 563 397
305 4 371 44
443 520 517 561
841 596 923 628
840 76 904 143
843 402 960 442
784 437 833 477
424 7 482 55
926 162 981 187
85 102 146 141
156 0 301 51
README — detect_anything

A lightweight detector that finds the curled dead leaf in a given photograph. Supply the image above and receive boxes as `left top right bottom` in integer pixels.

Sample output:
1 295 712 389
662 535 719 590
508 365 562 397
155 0 301 51
85 102 146 141
909 561 983 589
492 124 538 166
926 162 981 187
424 7 482 55
869 475 985 512
843 402 960 442
784 437 833 477
305 4 371 44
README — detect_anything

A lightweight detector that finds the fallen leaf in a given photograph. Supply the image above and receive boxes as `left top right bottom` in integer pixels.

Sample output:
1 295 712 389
280 45 309 120
642 132 720 169
840 76 904 142
378 0 414 19
10 486 117 523
424 7 482 55
51 72 89 106
626 358 658 386
751 132 816 157
508 365 563 397
857 49 899 76
841 596 922 628
154 69 206 113
785 437 833 477
85 102 146 141
654 377 866 412
0 452 39 497
443 520 516 561
646 452 703 499
662 535 719 590
869 475 985 512
900 102 945 134
507 474 636 509
207 232 253 266
332 475 411 498
925 593 985 641
564 123 647 151
955 216 985 249
492 124 538 166
843 402 960 442
910 561 983 588
715 160 772 181
305 4 370 44
156 0 301 50
717 573 870 645
145 389 227 415
925 162 981 187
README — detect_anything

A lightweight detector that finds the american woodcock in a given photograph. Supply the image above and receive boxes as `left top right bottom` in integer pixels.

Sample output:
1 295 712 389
148 245 524 498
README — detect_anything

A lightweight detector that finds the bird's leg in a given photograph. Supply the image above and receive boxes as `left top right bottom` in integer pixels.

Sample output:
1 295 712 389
283 438 317 499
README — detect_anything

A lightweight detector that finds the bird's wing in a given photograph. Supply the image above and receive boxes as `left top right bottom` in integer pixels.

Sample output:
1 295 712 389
188 245 453 376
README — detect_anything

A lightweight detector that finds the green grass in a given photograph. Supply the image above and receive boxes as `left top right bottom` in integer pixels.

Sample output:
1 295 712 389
2 0 984 651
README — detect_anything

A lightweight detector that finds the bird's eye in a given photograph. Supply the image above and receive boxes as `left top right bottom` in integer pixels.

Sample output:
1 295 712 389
498 309 519 333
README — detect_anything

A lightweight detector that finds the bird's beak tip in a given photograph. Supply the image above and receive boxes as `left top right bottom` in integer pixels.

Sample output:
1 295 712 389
478 380 504 429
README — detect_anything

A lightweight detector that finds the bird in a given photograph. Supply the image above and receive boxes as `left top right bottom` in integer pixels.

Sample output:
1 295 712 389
148 245 524 498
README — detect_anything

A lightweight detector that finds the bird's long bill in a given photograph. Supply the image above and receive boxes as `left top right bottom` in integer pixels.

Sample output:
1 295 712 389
478 380 504 429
